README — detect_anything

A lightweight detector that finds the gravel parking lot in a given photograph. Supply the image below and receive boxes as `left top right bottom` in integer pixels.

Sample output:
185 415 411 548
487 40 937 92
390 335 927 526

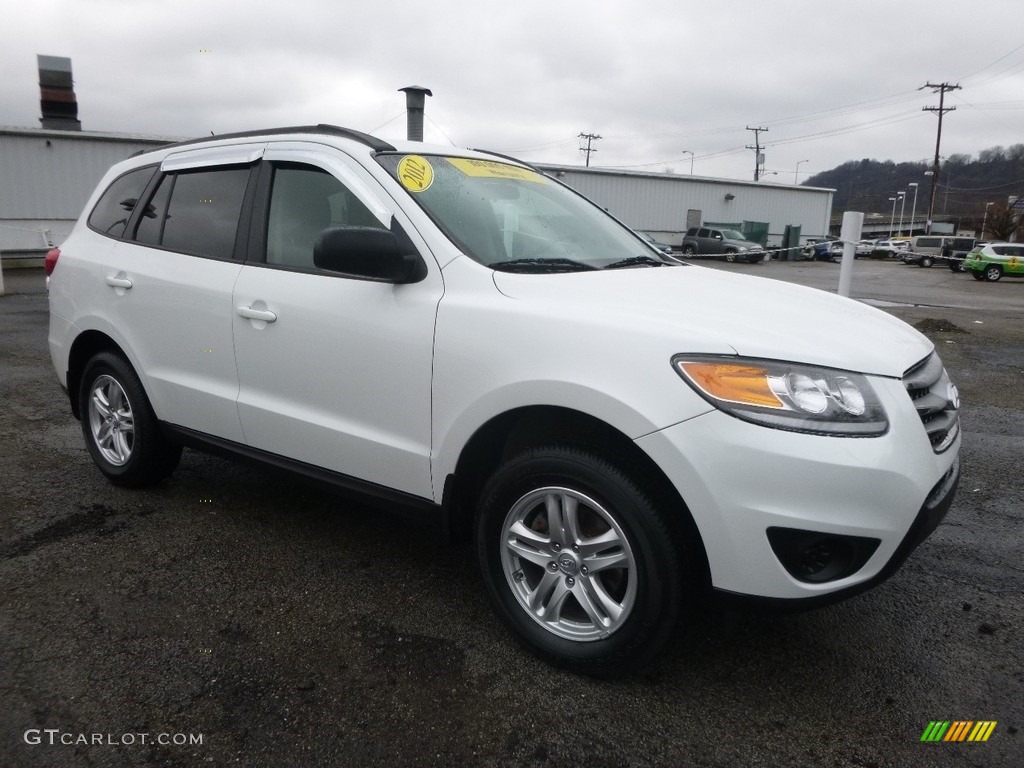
2 261 1022 768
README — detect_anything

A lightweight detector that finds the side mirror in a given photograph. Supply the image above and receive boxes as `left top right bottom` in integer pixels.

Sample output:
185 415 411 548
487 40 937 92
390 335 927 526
313 227 426 284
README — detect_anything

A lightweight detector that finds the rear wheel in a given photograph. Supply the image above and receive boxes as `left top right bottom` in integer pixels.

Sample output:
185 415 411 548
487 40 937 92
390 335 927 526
984 265 1003 282
475 445 685 675
79 352 181 487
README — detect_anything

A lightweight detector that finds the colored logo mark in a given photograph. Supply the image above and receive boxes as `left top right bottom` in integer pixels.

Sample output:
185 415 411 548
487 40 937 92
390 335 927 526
920 721 997 742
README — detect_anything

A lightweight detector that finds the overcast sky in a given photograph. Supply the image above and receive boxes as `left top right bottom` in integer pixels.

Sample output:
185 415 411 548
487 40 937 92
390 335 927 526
3 0 1022 183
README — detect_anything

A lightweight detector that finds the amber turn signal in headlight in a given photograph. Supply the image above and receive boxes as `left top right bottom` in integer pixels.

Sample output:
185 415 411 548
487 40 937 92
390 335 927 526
673 356 889 436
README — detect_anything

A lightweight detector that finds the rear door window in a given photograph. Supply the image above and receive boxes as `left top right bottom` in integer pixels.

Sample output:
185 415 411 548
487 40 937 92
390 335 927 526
131 166 252 260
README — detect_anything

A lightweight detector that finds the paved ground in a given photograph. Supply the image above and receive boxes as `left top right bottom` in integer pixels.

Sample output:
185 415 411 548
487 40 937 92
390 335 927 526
1 263 1022 767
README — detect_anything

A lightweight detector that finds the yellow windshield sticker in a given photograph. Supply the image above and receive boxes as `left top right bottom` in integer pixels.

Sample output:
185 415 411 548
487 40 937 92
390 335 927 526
397 155 434 192
448 158 547 184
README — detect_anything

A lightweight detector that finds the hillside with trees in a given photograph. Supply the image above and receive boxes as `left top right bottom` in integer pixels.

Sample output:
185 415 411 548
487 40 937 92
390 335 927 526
803 145 1024 237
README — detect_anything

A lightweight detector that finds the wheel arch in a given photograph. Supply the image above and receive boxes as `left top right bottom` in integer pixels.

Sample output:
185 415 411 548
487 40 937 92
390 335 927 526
441 405 711 588
67 330 130 419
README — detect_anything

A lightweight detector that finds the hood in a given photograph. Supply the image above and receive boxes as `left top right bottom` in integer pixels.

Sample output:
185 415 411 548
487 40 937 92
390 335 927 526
725 238 763 249
491 264 933 378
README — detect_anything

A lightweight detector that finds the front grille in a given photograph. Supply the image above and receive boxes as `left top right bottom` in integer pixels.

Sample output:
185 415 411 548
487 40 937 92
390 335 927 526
903 352 960 453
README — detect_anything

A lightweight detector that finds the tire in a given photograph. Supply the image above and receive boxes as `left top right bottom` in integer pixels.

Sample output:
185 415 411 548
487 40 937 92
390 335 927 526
971 271 985 281
984 265 1003 282
475 445 684 676
920 257 933 268
682 245 696 257
724 251 736 262
79 352 182 487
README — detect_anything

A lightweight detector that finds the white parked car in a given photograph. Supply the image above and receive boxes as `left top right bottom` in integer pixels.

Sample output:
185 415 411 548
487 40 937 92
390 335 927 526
873 239 911 258
46 125 962 674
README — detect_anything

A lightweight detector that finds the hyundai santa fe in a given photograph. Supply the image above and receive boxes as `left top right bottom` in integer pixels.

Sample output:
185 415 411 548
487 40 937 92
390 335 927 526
46 124 961 674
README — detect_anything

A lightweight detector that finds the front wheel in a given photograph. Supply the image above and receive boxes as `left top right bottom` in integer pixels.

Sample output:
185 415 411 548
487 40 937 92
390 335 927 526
984 265 1003 282
920 256 933 268
724 251 736 262
79 352 181 487
475 446 684 675
682 245 696 257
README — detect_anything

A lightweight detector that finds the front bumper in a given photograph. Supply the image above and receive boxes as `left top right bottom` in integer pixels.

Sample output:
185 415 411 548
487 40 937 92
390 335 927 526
635 375 960 601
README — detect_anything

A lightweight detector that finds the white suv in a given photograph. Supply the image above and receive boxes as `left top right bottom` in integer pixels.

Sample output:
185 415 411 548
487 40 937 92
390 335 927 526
47 125 961 674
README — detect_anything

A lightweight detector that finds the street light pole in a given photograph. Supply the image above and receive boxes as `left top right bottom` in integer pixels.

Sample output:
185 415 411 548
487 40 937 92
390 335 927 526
898 191 907 236
981 202 993 238
795 159 809 184
681 150 694 174
888 197 898 237
908 182 919 237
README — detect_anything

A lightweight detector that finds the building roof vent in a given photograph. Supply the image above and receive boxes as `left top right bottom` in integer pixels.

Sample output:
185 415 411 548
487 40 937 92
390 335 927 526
38 54 81 131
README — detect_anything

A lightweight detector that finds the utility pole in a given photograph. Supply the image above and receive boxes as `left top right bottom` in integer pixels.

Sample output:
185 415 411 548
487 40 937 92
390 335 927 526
920 82 960 234
746 126 768 181
578 132 601 167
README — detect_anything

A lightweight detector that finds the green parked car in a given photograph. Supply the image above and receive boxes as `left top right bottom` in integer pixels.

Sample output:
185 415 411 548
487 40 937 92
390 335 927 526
964 242 1024 282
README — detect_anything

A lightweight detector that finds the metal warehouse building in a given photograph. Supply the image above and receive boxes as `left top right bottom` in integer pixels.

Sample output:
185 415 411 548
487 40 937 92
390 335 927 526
0 126 174 262
0 127 835 275
536 164 835 252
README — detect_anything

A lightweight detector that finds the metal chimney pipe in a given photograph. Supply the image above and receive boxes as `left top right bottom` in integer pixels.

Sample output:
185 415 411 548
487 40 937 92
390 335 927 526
398 86 432 142
38 54 81 131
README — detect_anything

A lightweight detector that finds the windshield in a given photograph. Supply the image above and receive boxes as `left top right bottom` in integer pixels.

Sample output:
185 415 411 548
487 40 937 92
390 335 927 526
720 229 746 240
376 154 672 271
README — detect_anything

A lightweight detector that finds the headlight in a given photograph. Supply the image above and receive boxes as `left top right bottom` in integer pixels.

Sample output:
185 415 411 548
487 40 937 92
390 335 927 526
672 356 889 436
737 246 748 251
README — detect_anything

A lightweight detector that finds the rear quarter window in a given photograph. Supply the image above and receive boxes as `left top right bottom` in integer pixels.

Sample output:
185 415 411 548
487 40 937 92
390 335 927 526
87 166 156 239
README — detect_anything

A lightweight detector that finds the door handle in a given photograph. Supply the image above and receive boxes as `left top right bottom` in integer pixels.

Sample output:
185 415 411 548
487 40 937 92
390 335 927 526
237 306 278 323
105 275 133 289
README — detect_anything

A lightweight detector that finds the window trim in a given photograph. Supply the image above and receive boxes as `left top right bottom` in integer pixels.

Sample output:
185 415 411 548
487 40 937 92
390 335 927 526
161 144 266 173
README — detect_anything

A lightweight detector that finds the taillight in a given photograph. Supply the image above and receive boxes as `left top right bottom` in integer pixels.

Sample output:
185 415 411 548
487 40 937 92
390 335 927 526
44 247 60 276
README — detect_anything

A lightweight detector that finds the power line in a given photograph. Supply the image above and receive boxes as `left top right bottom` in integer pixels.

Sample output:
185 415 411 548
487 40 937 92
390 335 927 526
954 41 1024 84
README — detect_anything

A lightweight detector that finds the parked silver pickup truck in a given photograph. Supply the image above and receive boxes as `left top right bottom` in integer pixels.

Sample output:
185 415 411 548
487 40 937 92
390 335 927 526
680 227 766 262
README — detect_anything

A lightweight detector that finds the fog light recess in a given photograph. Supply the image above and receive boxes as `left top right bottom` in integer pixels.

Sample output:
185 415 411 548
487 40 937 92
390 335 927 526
767 527 881 584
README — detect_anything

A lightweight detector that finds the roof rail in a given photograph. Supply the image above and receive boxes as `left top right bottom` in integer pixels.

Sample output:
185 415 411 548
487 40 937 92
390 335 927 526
134 124 396 156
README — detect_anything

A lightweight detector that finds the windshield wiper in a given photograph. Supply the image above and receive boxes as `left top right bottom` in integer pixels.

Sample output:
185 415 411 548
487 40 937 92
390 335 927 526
490 257 597 273
604 254 672 269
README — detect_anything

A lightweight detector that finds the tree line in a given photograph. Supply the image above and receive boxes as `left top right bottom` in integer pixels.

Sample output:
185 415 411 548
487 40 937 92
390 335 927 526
804 145 1023 239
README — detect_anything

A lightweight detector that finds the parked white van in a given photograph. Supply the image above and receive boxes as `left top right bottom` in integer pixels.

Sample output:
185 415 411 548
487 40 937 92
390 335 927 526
906 236 978 269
